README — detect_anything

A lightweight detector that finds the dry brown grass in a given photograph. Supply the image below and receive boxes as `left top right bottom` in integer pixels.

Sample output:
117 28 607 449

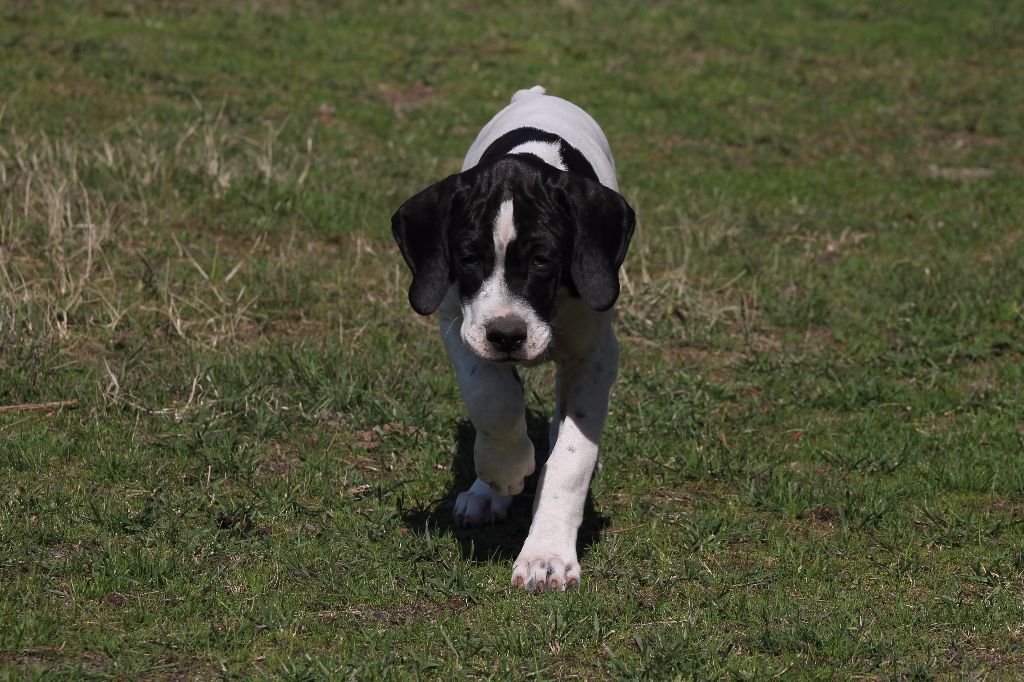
0 133 118 343
0 109 315 356
619 199 749 343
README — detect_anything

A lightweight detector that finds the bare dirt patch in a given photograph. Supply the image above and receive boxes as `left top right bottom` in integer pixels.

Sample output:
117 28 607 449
376 83 439 119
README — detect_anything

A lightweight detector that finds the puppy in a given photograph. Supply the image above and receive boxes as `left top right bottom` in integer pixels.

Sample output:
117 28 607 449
392 86 635 590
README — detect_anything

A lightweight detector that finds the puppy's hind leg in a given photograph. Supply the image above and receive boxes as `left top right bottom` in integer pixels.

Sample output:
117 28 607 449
454 478 514 528
442 318 535 528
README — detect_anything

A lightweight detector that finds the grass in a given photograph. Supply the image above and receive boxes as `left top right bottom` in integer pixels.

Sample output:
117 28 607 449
1 0 1023 678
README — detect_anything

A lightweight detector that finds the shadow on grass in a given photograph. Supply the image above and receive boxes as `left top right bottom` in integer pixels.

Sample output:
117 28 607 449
402 408 609 563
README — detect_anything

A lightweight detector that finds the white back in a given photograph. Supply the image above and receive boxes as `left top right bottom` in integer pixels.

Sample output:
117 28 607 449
462 86 619 191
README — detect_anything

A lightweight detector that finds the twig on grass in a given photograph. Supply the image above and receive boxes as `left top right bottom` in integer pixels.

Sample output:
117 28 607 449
0 399 79 413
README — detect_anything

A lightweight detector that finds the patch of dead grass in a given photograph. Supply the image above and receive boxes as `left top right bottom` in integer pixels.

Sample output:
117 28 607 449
0 109 339 415
0 111 314 351
618 203 749 342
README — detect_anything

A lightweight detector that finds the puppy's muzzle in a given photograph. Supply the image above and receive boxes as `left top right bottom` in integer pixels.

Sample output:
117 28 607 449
485 315 528 354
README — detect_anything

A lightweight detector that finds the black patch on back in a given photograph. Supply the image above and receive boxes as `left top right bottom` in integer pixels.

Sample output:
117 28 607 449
479 127 599 183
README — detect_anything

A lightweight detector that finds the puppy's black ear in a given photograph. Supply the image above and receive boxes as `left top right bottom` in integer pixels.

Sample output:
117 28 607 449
564 177 636 312
391 175 461 315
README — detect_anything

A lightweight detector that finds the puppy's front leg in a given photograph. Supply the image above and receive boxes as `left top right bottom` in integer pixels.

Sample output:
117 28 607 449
513 329 618 590
441 312 535 527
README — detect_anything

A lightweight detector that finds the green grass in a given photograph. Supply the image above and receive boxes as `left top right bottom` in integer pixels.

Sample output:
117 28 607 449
2 0 1023 678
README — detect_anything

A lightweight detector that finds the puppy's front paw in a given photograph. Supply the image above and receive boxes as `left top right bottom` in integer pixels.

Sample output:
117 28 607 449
453 478 512 528
512 546 581 591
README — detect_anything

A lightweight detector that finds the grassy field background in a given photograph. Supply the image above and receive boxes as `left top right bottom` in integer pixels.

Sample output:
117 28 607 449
2 1 1023 678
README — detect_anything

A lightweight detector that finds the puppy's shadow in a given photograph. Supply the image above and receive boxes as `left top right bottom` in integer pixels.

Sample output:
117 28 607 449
401 408 608 562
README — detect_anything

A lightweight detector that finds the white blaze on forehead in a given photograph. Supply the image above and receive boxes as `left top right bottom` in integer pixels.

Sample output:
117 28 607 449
459 196 552 362
494 199 515 256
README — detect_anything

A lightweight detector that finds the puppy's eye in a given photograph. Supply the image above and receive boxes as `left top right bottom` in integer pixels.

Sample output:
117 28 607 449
532 254 553 269
459 255 481 268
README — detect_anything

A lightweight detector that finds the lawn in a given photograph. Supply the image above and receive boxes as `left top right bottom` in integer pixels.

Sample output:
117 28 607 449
1 0 1023 678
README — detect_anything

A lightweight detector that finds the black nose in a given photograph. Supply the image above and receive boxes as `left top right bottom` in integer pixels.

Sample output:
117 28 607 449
485 316 528 353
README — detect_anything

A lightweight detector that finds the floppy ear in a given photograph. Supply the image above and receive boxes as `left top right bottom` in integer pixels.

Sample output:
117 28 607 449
565 178 636 312
391 175 461 315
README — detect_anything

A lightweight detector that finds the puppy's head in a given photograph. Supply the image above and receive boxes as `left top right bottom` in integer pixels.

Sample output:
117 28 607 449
392 156 634 363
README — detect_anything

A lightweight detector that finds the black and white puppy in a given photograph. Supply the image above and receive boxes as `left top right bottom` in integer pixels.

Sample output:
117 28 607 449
392 86 635 590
